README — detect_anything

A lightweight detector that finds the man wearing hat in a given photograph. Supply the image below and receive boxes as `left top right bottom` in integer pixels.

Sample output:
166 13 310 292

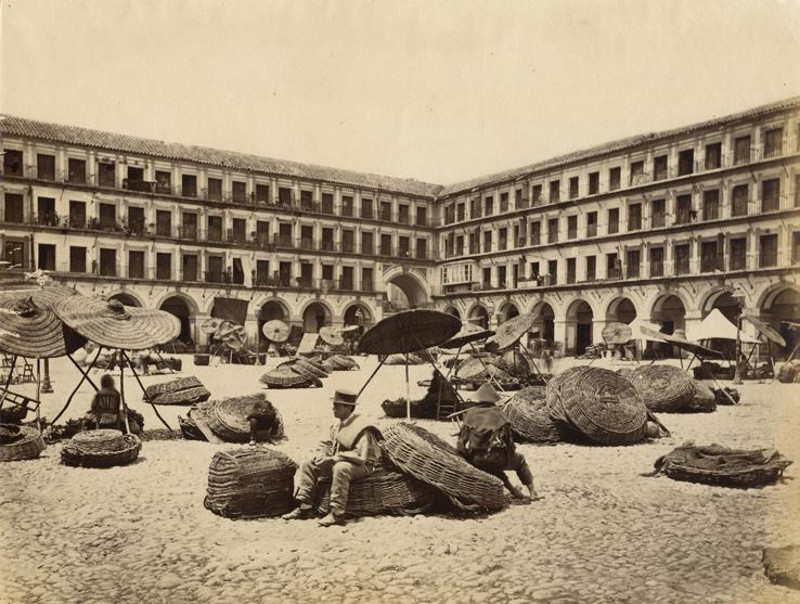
283 389 382 526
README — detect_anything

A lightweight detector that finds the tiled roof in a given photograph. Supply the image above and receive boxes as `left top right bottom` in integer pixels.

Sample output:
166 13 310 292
439 95 800 197
0 115 443 198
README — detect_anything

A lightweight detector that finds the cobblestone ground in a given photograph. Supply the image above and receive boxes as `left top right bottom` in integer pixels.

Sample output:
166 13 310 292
1 358 799 603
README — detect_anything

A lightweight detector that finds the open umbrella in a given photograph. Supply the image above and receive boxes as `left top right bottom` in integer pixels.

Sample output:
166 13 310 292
485 312 539 352
602 322 633 345
262 319 290 343
319 326 344 347
743 314 785 347
0 295 85 358
358 309 461 355
202 318 224 335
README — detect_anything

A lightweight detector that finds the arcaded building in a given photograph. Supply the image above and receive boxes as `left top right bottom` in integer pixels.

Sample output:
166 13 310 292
1 97 799 355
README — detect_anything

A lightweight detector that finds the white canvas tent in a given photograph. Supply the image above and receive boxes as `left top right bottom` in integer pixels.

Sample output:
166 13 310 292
686 308 759 344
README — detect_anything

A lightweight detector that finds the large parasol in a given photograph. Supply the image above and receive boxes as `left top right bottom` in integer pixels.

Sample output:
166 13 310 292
743 314 786 347
358 309 461 355
440 322 494 350
0 295 86 358
485 312 538 352
262 319 290 343
601 322 633 345
640 327 725 360
319 326 344 347
201 318 224 335
53 297 181 351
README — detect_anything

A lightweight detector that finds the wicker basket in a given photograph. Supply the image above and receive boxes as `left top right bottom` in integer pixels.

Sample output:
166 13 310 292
205 393 285 444
259 366 321 389
328 355 360 371
652 442 793 488
61 431 141 468
145 376 203 399
381 423 505 513
503 387 562 443
152 385 212 406
629 365 696 412
545 366 648 446
0 424 45 462
315 464 436 517
204 447 297 519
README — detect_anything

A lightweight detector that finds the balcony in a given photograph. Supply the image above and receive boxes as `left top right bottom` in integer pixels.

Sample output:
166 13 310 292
123 179 155 193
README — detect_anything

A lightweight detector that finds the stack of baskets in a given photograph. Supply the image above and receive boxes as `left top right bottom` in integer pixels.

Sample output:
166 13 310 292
503 386 562 443
144 376 211 406
205 393 285 444
627 365 697 412
204 447 297 519
61 429 141 468
546 366 648 446
0 424 45 462
381 423 506 513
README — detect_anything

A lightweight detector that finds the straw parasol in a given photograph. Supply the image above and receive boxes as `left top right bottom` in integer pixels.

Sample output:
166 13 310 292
743 314 786 347
358 309 461 355
262 319 290 342
53 297 180 350
0 295 86 358
319 326 344 346
485 312 539 352
602 322 633 345
201 318 224 335
440 322 494 350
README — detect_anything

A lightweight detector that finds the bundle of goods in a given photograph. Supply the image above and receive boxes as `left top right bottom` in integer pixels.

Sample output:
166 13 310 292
61 429 141 468
685 381 717 413
0 403 28 424
382 397 436 419
650 442 792 488
0 424 45 462
326 355 360 371
692 362 734 381
628 365 698 412
383 370 459 419
315 463 436 518
777 360 800 384
259 365 322 389
199 393 285 444
144 376 211 406
204 447 297 519
576 343 605 360
546 366 648 446
762 544 800 590
454 358 519 390
381 422 506 513
502 386 563 443
711 386 740 405
383 353 426 365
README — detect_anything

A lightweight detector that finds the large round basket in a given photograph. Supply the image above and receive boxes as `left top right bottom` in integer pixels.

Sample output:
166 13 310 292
259 365 319 389
151 386 212 406
61 430 141 468
503 387 562 443
205 393 285 444
0 425 46 462
628 365 696 412
315 465 436 518
545 366 648 446
380 423 505 513
204 447 297 519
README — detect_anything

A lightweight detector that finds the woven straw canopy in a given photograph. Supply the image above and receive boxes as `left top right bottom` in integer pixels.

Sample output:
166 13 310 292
53 297 180 350
485 312 538 352
319 326 344 346
358 309 461 355
0 295 86 358
743 314 786 347
602 322 633 345
262 319 290 342
440 322 495 349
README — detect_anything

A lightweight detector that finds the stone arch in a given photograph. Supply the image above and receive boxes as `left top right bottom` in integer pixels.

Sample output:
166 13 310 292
443 305 461 320
343 302 374 327
466 303 490 329
258 299 290 323
530 301 555 343
301 300 333 333
605 296 638 324
106 291 142 307
705 290 740 324
757 284 800 357
498 301 520 322
383 266 431 309
565 298 594 355
650 293 687 335
159 295 195 344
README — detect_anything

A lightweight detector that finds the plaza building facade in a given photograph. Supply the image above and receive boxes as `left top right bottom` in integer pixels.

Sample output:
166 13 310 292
2 96 799 355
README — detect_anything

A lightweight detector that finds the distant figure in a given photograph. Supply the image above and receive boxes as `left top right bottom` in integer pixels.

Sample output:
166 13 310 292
91 374 122 431
542 348 554 374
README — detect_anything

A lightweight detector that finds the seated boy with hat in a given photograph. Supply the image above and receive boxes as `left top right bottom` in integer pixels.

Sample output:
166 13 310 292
283 389 382 526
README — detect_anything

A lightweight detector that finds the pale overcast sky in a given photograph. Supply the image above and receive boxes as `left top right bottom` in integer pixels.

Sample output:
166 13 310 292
2 0 799 185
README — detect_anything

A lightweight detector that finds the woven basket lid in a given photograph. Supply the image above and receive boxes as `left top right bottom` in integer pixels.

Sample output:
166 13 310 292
201 318 224 335
0 295 86 358
262 320 290 342
629 365 695 410
485 312 539 352
358 309 461 355
70 429 129 452
213 393 269 436
440 322 494 349
319 326 344 346
602 322 633 345
53 297 181 350
259 365 309 387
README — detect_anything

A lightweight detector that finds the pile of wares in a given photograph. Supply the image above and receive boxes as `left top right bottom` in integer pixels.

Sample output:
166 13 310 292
61 429 141 468
762 544 800 589
180 393 285 444
0 424 46 462
144 376 211 406
777 360 800 384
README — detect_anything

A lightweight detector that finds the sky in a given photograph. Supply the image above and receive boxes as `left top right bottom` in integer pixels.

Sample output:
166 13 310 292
2 0 800 186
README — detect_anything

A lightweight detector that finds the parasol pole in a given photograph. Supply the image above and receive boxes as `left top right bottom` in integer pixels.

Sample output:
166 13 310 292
122 351 173 431
35 358 42 434
152 348 176 374
468 341 505 392
445 345 462 381
519 340 548 384
405 352 411 421
420 346 466 406
50 349 103 425
0 355 19 409
767 340 776 383
118 350 131 434
699 360 739 406
356 355 388 398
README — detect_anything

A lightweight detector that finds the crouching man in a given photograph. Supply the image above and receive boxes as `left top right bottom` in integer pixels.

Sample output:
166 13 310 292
282 389 382 526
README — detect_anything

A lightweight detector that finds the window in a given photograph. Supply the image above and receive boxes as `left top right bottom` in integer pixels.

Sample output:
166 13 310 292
792 232 800 264
300 190 313 210
98 160 116 187
182 254 198 281
456 234 465 255
586 212 597 237
69 246 86 273
585 256 596 281
340 266 354 290
297 225 312 250
630 161 644 186
796 175 800 207
531 184 543 207
256 184 270 204
607 208 619 234
416 206 427 226
674 244 691 276
277 261 291 286
361 231 374 255
607 253 621 279
37 244 56 271
482 267 492 288
705 143 722 170
764 127 783 158
99 203 117 230
3 150 24 176
128 250 144 279
530 221 541 246
548 260 558 284
470 197 482 218
398 204 409 223
69 200 86 228
549 181 560 204
702 190 720 221
568 177 579 199
500 192 509 212
99 249 117 277
341 230 355 253
255 260 270 286
207 216 223 242
675 195 693 224
322 193 334 214
650 247 664 277
319 228 333 251
566 258 576 284
182 174 197 198
379 200 391 221
37 154 56 180
567 215 578 239
762 178 780 212
156 253 172 280
37 197 56 226
734 135 751 165
653 155 668 181
628 203 642 231
730 238 747 271
255 220 269 246
398 236 410 257
588 172 600 195
232 181 247 203
457 203 466 221
529 261 540 280
732 184 749 217
497 265 507 288
278 187 292 207
469 232 479 254
155 171 172 194
380 234 392 256
181 212 198 240
678 149 694 176
515 189 524 209
626 249 640 279
156 210 171 237
416 239 428 260
484 196 494 216
362 198 374 219
341 195 355 216
321 264 334 284
760 234 778 267
547 218 559 243
3 193 24 223
483 230 493 251
362 267 374 291
609 167 621 191
651 199 666 228
700 241 720 273
277 223 293 247
498 228 508 250
67 159 86 184
231 218 246 244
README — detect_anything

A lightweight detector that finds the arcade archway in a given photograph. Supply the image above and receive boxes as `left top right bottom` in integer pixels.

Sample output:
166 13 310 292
344 303 373 327
386 272 429 310
107 292 142 307
499 302 520 322
760 286 800 358
532 302 555 343
606 297 637 324
443 306 461 320
302 302 331 333
566 299 594 355
651 294 686 335
160 296 193 344
468 304 490 329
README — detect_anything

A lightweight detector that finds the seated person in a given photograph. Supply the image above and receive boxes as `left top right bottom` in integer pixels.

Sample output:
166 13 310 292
90 374 122 430
246 397 283 445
